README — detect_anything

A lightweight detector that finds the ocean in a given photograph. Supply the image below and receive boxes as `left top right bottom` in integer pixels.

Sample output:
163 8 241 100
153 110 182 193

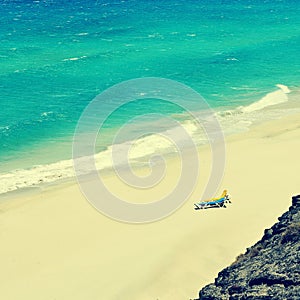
1 0 300 194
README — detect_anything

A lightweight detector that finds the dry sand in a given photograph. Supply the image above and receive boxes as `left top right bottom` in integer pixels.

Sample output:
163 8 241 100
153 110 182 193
0 113 300 300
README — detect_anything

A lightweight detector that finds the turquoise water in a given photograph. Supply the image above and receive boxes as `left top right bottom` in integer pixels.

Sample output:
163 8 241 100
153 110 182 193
1 0 300 193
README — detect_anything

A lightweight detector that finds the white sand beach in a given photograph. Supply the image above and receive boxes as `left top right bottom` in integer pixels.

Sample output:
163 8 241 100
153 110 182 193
1 112 300 300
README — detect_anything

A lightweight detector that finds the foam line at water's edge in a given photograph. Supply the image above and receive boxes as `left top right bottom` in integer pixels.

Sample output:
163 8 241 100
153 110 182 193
1 85 299 196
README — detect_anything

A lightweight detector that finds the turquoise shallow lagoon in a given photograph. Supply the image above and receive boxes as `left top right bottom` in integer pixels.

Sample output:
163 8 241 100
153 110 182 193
0 0 300 193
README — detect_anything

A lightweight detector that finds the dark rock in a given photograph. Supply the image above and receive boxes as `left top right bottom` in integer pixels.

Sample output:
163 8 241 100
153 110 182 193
196 195 300 300
228 284 245 295
248 272 300 287
280 223 300 244
198 284 225 300
263 228 273 240
292 195 300 206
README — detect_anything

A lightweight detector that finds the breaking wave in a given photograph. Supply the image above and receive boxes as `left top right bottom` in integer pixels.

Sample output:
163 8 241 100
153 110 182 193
1 84 299 196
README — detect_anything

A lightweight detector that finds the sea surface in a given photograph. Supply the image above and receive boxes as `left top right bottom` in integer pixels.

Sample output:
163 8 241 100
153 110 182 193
1 0 300 194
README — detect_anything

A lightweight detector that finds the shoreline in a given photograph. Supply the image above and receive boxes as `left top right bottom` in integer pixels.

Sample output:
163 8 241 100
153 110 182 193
1 86 300 197
1 110 300 299
2 103 300 202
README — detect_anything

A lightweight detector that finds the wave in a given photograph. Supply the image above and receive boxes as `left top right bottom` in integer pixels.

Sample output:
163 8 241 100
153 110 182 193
241 84 290 113
215 84 300 135
0 118 208 195
1 84 299 196
218 84 291 117
0 159 74 195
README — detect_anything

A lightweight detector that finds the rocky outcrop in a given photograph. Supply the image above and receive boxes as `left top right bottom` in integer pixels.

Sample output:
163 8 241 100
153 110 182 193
197 195 300 300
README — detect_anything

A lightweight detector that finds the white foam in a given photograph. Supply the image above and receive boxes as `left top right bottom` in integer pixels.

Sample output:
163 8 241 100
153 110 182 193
241 84 290 113
0 160 75 194
276 84 291 94
62 56 87 61
0 85 297 195
215 85 300 136
0 118 209 195
41 111 53 117
226 57 239 61
76 32 89 36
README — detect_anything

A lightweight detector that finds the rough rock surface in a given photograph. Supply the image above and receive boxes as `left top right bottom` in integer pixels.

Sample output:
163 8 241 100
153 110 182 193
197 195 300 300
